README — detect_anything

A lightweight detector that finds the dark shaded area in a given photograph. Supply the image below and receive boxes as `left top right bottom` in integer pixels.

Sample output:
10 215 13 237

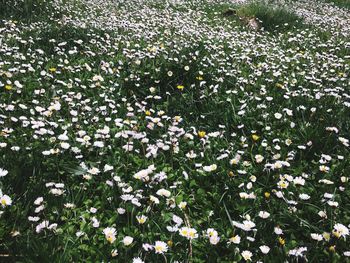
0 0 62 22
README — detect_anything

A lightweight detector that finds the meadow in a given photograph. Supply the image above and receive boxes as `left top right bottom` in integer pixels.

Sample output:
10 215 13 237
0 0 349 262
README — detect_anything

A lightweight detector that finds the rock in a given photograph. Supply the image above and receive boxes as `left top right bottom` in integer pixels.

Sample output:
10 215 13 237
247 17 260 30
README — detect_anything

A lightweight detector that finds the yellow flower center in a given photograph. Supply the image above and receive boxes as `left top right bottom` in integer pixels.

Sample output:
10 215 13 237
155 245 162 252
138 218 146 224
189 231 195 238
106 235 114 243
332 230 341 238
252 134 260 141
176 85 184 91
181 229 188 236
278 237 285 245
198 131 206 138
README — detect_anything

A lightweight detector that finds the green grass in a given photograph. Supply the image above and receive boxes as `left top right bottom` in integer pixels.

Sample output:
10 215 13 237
236 2 304 31
0 0 62 21
201 2 304 33
0 0 350 262
325 0 350 9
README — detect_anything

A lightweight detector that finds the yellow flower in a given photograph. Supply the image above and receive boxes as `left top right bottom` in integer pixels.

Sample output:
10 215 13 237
5 85 12 91
276 83 283 88
167 240 173 247
230 158 239 165
278 237 285 246
323 232 331 241
145 110 151 116
252 134 260 141
196 76 203 80
174 116 181 122
332 230 341 239
319 165 329 173
264 192 271 198
49 67 57 73
198 131 206 138
228 171 235 177
176 85 184 91
148 46 157 52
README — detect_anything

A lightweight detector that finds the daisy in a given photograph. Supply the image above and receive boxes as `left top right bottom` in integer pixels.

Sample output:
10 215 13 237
0 168 8 177
154 241 168 254
241 250 253 261
156 188 171 197
258 211 270 219
255 155 264 163
179 227 198 240
259 245 270 254
333 223 349 238
0 193 12 207
103 227 117 244
311 233 323 241
136 215 148 224
133 257 144 263
123 236 133 246
228 235 241 244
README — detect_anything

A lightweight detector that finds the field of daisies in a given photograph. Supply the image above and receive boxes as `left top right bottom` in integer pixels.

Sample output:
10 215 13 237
0 0 350 262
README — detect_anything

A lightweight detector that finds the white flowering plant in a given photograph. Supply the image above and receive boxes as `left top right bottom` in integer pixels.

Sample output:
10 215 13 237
0 0 350 262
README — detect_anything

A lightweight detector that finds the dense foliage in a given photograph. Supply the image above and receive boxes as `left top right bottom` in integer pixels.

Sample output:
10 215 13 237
0 0 349 262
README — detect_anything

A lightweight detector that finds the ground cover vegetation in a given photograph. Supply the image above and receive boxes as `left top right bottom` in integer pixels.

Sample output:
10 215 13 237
0 0 350 262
